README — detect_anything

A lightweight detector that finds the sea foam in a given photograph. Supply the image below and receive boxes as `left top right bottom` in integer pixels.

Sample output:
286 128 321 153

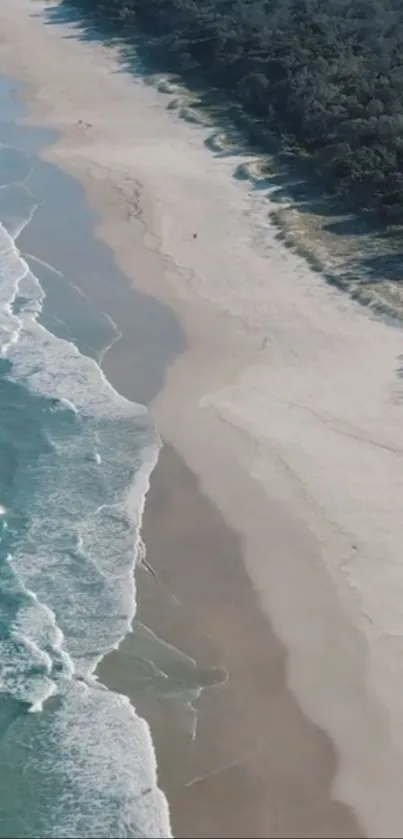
0 207 170 836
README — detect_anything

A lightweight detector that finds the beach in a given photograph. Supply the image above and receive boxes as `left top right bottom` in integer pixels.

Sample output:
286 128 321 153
2 1 403 836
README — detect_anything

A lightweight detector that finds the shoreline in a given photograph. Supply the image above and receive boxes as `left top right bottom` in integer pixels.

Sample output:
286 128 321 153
3 1 403 836
10 52 363 839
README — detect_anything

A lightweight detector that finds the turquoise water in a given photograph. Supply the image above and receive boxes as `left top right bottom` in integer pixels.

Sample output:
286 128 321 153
0 78 171 837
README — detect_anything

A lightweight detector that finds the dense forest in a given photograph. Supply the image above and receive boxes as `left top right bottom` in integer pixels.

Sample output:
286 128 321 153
65 0 403 224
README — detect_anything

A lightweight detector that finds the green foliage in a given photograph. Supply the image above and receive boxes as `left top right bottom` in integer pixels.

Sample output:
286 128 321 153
65 0 403 223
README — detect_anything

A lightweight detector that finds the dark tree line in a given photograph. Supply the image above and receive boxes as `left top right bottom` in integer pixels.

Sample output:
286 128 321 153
65 0 403 224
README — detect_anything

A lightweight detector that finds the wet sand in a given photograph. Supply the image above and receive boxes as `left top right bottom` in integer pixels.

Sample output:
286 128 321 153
3 2 403 837
98 443 362 838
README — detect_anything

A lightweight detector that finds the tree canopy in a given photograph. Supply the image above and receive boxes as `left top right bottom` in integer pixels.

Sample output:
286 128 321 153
65 0 403 224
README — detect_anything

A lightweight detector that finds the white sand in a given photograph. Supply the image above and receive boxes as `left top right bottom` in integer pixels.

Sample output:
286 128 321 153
2 1 403 834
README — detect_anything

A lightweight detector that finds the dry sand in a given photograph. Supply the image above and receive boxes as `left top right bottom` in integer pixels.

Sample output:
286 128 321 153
2 1 403 836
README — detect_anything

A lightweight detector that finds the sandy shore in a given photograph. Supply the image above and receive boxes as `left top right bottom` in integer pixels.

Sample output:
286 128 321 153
3 1 403 836
98 443 361 839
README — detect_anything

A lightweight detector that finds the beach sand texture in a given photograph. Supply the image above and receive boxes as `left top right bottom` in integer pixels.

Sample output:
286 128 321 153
2 1 403 836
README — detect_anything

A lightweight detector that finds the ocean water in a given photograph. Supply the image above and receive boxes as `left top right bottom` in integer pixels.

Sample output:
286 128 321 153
0 78 171 837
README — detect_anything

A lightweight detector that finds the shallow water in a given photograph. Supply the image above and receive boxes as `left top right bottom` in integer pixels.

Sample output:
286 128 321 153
0 77 173 838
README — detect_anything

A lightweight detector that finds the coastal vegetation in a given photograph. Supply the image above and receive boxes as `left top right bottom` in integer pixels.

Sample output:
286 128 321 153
64 0 403 225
